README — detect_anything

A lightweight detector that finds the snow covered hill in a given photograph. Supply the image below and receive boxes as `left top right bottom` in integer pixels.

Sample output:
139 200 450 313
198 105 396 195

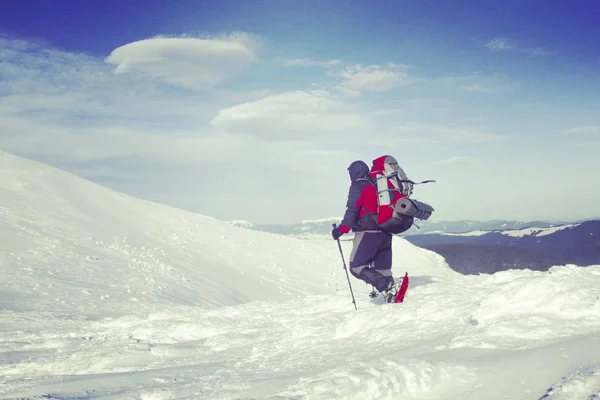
2 151 600 400
0 151 341 313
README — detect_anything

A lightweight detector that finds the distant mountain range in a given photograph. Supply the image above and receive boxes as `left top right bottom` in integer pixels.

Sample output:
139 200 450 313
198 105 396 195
232 218 600 274
230 218 573 237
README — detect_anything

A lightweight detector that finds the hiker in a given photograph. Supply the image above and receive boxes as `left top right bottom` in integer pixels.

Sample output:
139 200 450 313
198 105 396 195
331 158 413 300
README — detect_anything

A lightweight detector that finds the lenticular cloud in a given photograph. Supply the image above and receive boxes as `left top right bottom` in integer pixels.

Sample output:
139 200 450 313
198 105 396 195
106 35 256 89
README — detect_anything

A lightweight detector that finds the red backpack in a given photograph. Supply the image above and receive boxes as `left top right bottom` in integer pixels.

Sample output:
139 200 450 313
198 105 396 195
369 155 435 233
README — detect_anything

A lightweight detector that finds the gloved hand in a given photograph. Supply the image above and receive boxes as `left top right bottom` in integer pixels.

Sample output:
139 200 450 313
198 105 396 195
331 227 343 240
331 224 350 240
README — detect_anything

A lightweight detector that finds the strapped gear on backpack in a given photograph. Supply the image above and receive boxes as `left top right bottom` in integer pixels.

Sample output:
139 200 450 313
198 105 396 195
369 155 435 234
395 197 435 220
372 155 414 198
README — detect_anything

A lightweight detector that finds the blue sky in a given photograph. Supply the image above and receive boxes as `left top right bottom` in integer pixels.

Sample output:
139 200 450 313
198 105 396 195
1 0 599 224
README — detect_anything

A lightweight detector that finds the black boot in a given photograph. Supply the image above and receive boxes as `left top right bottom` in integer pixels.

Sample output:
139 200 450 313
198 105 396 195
358 268 391 293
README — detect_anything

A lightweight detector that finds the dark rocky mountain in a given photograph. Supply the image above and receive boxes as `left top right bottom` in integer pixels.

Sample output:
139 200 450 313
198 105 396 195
407 221 600 273
421 244 566 275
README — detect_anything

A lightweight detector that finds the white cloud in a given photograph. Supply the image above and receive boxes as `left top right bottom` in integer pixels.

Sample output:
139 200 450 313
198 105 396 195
438 73 512 93
105 33 258 89
4 35 591 225
0 36 262 164
485 37 552 57
336 64 413 96
210 90 373 140
282 58 342 67
0 106 361 225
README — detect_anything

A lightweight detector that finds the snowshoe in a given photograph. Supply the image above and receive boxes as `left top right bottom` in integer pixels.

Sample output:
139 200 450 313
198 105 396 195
380 281 399 303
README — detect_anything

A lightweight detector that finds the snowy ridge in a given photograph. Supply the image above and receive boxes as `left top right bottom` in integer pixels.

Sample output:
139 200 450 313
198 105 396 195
235 218 569 237
439 223 579 237
300 217 341 224
230 219 255 228
2 151 600 400
431 230 490 237
500 224 579 237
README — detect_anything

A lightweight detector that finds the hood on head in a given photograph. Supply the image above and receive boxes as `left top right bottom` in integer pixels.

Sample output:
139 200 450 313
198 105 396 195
347 160 369 182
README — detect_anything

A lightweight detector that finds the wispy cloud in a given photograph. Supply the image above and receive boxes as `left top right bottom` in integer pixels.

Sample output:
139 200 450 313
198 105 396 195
105 33 258 89
282 58 341 67
438 73 512 93
485 37 553 57
1 38 112 95
336 63 414 97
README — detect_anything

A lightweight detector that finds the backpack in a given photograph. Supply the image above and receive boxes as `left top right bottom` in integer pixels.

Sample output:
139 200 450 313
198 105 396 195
369 155 435 234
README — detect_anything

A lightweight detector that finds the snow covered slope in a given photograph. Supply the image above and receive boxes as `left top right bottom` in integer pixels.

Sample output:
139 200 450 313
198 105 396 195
1 151 450 315
0 150 454 313
2 151 600 400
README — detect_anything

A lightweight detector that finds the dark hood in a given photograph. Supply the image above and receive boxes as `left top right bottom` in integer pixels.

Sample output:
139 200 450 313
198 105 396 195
347 160 369 182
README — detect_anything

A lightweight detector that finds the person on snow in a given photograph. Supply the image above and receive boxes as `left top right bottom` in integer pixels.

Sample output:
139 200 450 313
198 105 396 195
331 160 412 301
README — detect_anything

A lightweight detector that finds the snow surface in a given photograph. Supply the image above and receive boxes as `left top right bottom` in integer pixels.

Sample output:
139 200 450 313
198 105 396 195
1 150 600 400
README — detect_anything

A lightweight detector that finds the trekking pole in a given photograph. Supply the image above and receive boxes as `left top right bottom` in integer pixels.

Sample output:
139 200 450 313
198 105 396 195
333 223 357 311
